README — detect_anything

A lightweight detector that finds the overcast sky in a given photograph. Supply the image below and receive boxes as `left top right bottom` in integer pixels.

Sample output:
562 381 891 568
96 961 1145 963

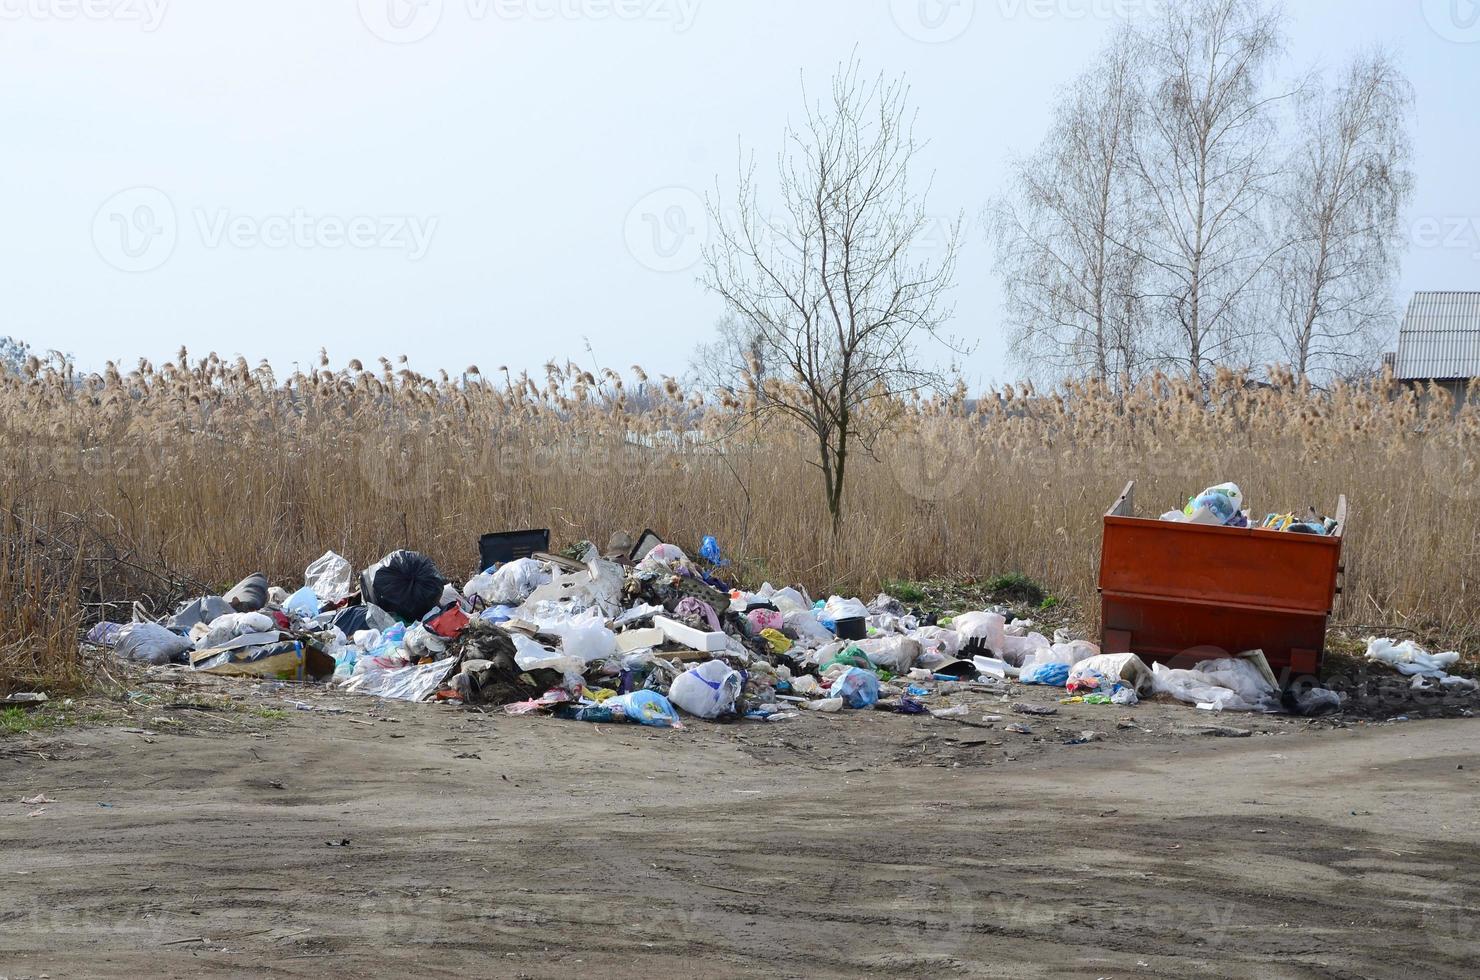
3 0 1477 388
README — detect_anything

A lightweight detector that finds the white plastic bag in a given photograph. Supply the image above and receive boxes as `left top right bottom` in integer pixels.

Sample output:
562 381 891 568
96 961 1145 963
1000 631 1051 667
855 636 921 674
1365 637 1462 678
466 558 551 607
305 551 354 603
546 611 617 664
952 612 1006 655
510 633 586 685
913 626 961 660
1151 658 1276 712
784 609 835 648
668 660 743 719
822 596 869 623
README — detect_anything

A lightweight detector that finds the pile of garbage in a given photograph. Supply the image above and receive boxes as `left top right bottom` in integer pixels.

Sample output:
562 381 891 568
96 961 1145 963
1160 482 1339 535
85 533 1464 727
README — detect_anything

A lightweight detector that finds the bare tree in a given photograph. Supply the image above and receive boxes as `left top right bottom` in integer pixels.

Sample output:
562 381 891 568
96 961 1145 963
991 38 1152 390
1271 49 1413 383
702 58 961 531
1129 0 1289 389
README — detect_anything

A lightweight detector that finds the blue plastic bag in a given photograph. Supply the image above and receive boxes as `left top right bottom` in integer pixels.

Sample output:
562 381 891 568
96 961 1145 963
1019 662 1071 686
830 666 880 708
284 586 321 620
604 690 683 728
700 535 728 566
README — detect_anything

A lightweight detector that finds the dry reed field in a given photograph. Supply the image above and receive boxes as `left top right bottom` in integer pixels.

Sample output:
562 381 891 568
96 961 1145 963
2 350 1477 691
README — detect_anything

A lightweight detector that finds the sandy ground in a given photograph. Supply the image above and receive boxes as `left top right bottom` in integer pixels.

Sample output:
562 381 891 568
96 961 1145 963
2 676 1479 979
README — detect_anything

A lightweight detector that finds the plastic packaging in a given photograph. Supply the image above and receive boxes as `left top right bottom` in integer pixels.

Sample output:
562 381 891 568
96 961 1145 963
284 586 321 621
360 551 448 622
784 609 835 648
305 551 354 603
822 596 869 624
746 608 784 634
604 690 683 728
192 612 277 650
1019 662 1071 686
114 623 194 666
830 666 881 708
548 612 618 664
465 558 551 607
1151 659 1276 712
1068 653 1152 693
339 655 458 702
952 611 1006 655
700 536 727 565
855 636 921 675
669 660 744 719
223 573 269 613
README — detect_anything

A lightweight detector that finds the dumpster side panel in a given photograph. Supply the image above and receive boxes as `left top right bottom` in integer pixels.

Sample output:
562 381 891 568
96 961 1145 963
1098 515 1342 676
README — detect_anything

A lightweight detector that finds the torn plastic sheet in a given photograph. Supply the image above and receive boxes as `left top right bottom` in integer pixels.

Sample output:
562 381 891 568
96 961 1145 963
340 655 459 702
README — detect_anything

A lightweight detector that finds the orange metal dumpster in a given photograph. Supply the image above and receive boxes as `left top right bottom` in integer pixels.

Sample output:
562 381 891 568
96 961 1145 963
1097 481 1346 679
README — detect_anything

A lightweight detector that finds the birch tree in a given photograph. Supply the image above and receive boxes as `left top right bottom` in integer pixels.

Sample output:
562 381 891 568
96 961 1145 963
1271 50 1413 383
992 39 1152 390
1130 0 1288 389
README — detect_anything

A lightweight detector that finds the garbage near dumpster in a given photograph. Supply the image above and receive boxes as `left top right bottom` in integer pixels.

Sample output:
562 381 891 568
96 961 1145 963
80 529 1471 725
1150 651 1280 712
1365 638 1479 692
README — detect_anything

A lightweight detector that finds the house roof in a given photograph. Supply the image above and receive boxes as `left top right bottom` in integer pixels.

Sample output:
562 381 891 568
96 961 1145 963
1394 292 1480 381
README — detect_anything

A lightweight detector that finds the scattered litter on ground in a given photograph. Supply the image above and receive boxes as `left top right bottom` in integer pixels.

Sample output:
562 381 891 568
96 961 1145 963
70 529 1471 738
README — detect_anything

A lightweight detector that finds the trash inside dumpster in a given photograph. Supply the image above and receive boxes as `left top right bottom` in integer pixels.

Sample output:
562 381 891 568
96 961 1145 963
1100 481 1346 676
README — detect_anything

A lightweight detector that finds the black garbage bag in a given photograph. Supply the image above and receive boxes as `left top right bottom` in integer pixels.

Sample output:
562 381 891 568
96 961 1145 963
360 551 448 622
331 603 397 637
224 573 269 613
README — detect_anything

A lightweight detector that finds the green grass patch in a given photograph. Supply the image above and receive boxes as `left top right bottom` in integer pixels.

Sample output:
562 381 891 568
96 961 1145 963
0 706 65 737
883 580 927 604
984 572 1048 606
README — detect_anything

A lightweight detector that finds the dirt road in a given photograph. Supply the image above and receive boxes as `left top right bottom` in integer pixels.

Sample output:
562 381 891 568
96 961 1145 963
3 684 1478 978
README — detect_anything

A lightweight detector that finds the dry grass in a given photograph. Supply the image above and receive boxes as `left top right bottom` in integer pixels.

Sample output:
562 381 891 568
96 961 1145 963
2 350 1477 691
